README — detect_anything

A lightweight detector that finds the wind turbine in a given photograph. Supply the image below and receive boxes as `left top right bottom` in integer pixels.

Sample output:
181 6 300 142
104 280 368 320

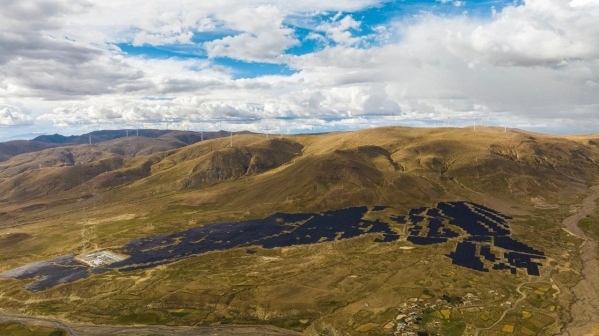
262 126 270 139
89 134 92 145
230 131 233 148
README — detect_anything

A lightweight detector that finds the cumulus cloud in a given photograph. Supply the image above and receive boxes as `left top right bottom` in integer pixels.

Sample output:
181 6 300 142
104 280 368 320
442 0 599 67
316 14 363 46
204 6 298 62
0 102 34 126
0 0 152 99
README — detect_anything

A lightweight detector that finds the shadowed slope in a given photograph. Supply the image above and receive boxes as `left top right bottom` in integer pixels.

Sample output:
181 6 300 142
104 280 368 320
0 140 59 162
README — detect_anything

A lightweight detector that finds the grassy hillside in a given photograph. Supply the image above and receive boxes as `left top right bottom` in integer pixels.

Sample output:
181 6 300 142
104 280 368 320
0 141 58 162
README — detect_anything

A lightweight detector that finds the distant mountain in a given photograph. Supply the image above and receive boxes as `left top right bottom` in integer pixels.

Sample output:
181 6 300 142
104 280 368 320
0 133 48 142
32 129 254 145
33 130 172 145
0 129 242 162
0 140 58 162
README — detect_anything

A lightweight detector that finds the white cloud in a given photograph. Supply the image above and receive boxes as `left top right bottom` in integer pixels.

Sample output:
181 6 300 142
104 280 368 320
316 14 362 46
131 12 215 46
1 0 599 134
0 102 34 126
39 83 400 127
0 0 152 99
442 0 599 67
204 6 298 62
133 31 194 46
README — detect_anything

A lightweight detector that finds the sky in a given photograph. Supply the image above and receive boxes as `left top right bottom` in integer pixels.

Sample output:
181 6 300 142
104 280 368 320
1 0 599 139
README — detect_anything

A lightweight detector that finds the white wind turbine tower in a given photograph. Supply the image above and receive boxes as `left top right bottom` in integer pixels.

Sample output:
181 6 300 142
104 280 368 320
262 126 270 139
89 134 92 145
230 131 233 148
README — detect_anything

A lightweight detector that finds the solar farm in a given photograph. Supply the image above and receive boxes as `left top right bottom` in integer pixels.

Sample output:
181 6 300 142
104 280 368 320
392 201 545 276
1 202 545 294
0 202 567 335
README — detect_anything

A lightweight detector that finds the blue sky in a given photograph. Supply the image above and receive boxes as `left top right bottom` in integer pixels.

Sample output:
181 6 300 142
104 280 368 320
115 0 514 78
1 0 599 138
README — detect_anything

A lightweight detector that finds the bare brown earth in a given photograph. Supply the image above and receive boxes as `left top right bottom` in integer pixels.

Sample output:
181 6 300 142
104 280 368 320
559 185 599 336
0 310 300 336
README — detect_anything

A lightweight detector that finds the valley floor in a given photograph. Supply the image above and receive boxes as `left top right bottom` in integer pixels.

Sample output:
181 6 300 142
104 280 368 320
559 185 599 336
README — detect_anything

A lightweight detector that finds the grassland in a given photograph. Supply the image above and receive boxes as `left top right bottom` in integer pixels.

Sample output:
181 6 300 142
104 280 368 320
0 322 64 336
1 126 598 335
579 211 599 262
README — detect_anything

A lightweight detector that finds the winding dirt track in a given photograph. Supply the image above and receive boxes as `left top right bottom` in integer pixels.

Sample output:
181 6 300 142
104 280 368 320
0 310 301 336
559 185 599 336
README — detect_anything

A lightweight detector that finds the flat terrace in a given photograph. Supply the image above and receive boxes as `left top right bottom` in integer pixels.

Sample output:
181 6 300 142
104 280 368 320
76 251 126 268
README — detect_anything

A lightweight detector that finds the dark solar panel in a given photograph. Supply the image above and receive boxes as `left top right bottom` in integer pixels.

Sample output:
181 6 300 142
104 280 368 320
3 199 546 292
447 242 488 272
3 206 403 292
400 201 544 276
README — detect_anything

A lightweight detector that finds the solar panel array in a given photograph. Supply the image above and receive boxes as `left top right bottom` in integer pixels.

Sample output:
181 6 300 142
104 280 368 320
391 201 544 276
2 201 545 292
1 206 400 291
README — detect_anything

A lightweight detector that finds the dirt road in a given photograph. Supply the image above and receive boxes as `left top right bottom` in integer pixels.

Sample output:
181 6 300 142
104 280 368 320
0 310 301 336
559 185 599 336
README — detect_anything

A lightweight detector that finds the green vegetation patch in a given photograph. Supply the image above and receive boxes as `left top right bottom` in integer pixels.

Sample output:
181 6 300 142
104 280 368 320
0 323 65 336
422 310 466 336
116 312 164 325
167 309 192 317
